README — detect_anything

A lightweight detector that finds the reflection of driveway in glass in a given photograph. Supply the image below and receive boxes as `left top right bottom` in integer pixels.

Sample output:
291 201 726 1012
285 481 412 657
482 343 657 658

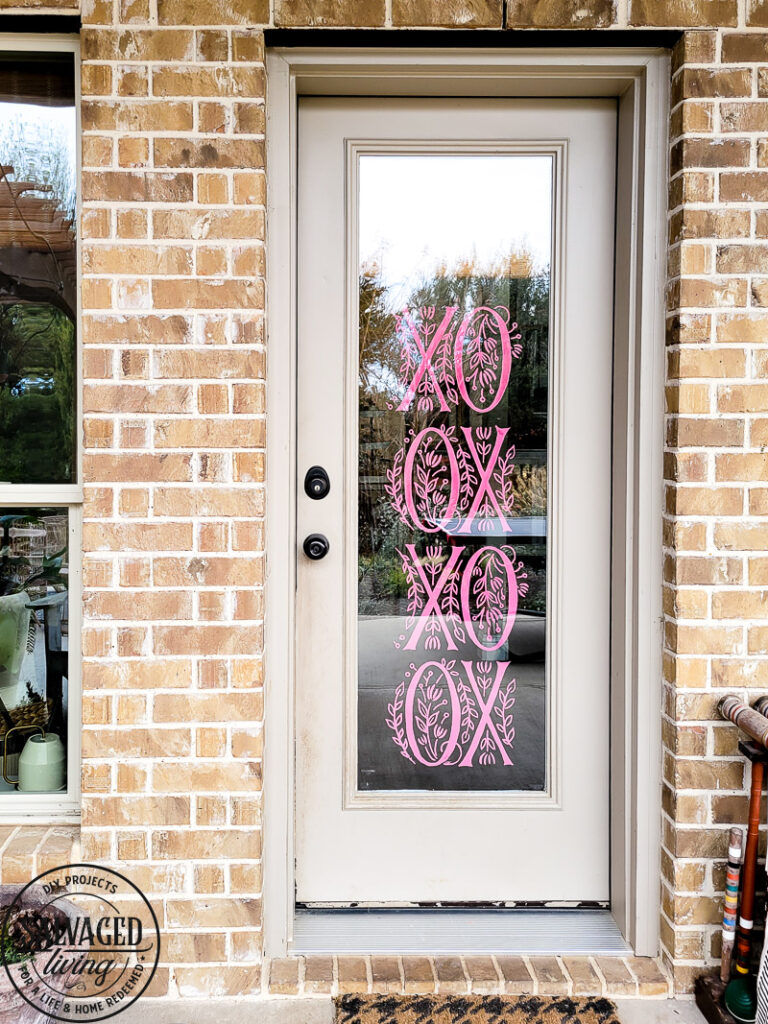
357 615 546 793
428 515 546 540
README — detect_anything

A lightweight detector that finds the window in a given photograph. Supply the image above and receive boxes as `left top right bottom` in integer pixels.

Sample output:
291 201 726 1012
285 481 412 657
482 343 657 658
0 42 79 811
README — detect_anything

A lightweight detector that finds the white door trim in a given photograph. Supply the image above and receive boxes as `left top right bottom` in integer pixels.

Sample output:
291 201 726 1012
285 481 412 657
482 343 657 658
264 46 669 958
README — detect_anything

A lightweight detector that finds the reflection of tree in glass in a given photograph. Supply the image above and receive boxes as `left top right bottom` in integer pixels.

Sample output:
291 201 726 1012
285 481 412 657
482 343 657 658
359 262 398 409
359 253 549 439
0 304 75 484
0 105 77 486
0 114 76 224
359 253 550 618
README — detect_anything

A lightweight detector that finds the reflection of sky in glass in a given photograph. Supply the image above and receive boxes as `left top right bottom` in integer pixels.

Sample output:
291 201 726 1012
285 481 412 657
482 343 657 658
359 155 553 307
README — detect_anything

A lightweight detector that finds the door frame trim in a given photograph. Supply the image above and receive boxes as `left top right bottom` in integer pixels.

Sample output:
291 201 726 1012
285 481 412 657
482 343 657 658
264 46 669 958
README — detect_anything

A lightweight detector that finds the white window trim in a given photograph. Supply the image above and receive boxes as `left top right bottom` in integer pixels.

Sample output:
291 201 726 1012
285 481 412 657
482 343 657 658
0 33 82 823
264 46 668 958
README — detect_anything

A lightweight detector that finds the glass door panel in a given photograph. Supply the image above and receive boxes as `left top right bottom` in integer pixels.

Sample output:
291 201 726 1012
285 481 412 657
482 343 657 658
357 155 552 793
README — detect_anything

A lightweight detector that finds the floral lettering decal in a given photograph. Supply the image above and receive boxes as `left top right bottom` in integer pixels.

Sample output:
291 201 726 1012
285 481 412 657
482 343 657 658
379 303 530 772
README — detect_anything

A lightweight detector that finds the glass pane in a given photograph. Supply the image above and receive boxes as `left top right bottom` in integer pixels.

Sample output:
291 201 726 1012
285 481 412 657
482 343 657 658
357 155 551 792
0 54 77 484
0 508 69 793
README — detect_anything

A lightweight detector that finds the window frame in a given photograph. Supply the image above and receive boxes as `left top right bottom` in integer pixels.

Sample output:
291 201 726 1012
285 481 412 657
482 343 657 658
0 33 81 822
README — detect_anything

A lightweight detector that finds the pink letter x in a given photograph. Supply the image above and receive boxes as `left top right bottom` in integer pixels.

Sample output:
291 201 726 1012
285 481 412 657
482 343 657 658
459 661 513 766
457 427 513 535
403 543 464 651
396 307 457 412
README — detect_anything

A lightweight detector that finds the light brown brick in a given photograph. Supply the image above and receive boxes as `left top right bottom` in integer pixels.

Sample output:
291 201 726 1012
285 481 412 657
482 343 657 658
152 66 263 97
716 524 768 551
164 931 227 961
674 759 744 790
718 244 768 274
337 956 369 994
370 957 402 994
153 829 260 860
83 170 193 202
672 138 749 172
154 692 262 724
268 959 300 995
633 0 737 25
152 278 263 310
304 956 334 993
719 385 768 413
465 956 499 993
86 796 190 827
154 137 264 169
299 950 329 991
721 172 768 202
749 625 768 652
723 32 768 60
666 622 742 655
83 728 191 758
713 657 768 687
275 0 384 25
157 0 268 21
563 958 602 996
392 0 501 25
495 956 533 995
84 100 193 132
434 956 467 994
175 966 260 998
627 958 669 996
667 487 742 517
529 957 568 996
402 956 435 994
717 312 768 343
668 349 746 380
153 761 261 792
196 30 229 60
717 454 768 482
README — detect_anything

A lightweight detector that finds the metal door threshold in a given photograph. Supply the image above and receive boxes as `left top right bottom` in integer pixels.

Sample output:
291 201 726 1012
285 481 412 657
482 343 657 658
293 908 631 956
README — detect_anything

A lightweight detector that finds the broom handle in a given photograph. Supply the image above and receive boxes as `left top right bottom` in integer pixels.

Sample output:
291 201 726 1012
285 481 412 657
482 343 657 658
721 826 744 983
734 759 764 973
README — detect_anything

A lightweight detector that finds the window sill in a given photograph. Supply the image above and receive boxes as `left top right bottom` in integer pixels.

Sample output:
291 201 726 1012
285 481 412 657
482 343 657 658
0 805 80 825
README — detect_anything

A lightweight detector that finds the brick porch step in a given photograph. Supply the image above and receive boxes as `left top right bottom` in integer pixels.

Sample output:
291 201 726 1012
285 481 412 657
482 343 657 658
266 954 671 998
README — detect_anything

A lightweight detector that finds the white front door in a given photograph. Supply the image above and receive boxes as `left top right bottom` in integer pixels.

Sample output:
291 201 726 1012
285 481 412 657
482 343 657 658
294 97 616 905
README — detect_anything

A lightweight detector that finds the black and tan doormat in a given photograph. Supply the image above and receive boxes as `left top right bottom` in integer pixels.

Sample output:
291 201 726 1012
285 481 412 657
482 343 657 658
335 994 621 1024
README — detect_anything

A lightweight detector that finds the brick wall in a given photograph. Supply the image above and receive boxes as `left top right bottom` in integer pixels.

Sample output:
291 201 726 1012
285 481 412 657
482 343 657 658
662 26 768 990
3 0 768 1001
75 4 267 998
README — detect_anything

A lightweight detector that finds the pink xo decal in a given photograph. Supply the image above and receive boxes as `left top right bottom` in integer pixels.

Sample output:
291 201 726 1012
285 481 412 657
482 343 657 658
396 305 522 413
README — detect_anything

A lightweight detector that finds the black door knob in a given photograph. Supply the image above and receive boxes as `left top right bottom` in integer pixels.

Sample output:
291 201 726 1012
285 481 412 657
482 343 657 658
303 533 330 560
304 465 331 500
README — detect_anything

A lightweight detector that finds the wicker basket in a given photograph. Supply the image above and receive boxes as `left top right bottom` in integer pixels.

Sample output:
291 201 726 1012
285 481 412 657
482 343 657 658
0 698 51 741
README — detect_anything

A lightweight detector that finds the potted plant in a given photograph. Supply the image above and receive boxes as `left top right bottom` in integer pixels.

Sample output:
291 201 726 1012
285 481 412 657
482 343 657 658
0 882 78 1024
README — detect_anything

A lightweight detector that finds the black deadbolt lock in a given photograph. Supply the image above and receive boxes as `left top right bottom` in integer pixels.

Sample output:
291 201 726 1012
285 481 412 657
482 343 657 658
303 533 330 560
304 465 331 500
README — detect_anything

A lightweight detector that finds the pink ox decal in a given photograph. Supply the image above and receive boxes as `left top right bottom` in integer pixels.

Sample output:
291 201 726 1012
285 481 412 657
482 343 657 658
385 659 517 768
